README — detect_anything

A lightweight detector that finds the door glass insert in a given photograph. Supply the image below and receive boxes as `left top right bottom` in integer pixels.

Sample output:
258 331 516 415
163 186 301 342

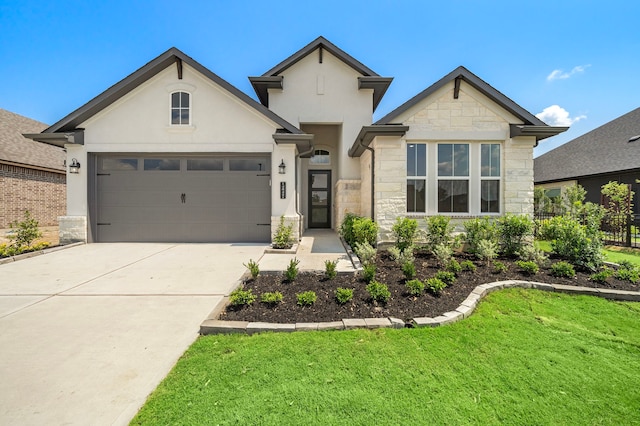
308 170 331 228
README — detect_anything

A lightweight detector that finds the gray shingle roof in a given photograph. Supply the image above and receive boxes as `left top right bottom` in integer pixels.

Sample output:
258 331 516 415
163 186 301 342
534 107 640 183
0 108 64 172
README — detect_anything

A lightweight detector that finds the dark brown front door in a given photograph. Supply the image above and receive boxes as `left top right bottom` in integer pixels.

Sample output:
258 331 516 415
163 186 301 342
308 170 331 228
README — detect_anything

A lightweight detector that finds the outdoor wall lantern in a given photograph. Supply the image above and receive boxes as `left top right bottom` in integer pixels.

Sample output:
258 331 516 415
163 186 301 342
278 159 286 175
69 158 81 174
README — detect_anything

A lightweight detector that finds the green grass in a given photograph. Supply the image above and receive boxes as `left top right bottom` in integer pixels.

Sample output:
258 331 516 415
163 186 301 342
535 240 640 267
132 289 640 425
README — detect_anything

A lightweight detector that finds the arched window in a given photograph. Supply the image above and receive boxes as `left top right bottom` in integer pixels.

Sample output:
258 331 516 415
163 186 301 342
170 91 190 125
309 149 330 165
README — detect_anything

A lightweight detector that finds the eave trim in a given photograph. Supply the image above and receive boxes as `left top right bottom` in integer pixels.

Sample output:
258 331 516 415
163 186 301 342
510 124 569 145
348 125 409 157
273 133 315 158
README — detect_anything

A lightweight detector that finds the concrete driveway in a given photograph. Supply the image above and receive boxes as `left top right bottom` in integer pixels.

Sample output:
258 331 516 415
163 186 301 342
0 243 267 425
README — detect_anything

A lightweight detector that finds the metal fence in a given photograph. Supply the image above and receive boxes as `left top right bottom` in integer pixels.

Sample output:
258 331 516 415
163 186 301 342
534 212 640 248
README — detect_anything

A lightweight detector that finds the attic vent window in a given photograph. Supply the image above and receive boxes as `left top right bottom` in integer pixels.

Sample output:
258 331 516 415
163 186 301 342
171 91 190 125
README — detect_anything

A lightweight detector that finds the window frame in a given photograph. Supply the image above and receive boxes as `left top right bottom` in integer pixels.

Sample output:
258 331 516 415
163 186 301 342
480 143 502 214
170 91 191 126
406 143 427 213
437 143 470 214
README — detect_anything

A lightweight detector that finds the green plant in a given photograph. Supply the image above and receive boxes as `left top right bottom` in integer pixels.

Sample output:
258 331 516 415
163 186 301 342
540 215 604 271
590 268 613 283
366 281 391 303
362 263 376 283
354 241 376 266
615 266 640 284
296 291 317 306
492 260 508 274
446 259 461 274
425 277 447 295
284 258 300 282
434 270 456 285
335 288 354 304
260 291 283 305
340 213 360 246
516 260 539 275
424 215 454 251
387 246 401 262
551 261 576 278
402 260 416 280
497 214 534 256
352 217 379 247
460 260 477 272
272 216 294 249
8 210 42 250
324 259 338 280
476 239 498 264
517 245 549 266
392 217 419 251
405 279 425 296
463 217 498 255
243 259 260 279
229 287 256 306
432 242 453 267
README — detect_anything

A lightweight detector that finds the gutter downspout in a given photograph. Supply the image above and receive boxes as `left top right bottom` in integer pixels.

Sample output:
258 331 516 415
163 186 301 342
295 141 314 240
358 138 375 220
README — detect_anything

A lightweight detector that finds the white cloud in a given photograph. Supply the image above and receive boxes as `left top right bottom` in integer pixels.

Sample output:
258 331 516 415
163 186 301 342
536 105 586 126
546 64 591 81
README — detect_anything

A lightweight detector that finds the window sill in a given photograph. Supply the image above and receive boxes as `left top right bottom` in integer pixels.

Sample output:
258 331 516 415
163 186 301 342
166 125 196 133
405 213 502 219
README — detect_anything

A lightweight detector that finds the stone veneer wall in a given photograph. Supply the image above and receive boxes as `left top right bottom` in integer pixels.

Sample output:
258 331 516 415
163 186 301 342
503 137 536 216
334 180 361 231
271 215 301 244
59 216 87 245
359 150 372 219
372 137 406 243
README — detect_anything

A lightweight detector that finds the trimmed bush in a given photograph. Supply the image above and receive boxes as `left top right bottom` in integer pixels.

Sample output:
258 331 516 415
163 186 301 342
463 217 498 255
551 261 576 278
354 241 376 266
339 213 360 246
540 215 604 271
260 292 283 305
272 216 294 249
405 279 425 296
284 258 300 282
402 261 416 280
243 259 260 279
335 288 354 304
324 259 338 280
425 277 447 295
590 268 613 283
476 239 498 264
352 217 379 247
497 214 534 256
296 291 317 306
366 281 391 303
434 271 456 285
492 260 508 274
460 260 477 272
362 263 376 283
229 287 256 306
446 259 462 274
392 217 419 251
516 260 539 275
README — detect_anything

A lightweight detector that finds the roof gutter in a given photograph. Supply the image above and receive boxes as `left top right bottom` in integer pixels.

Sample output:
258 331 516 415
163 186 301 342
294 138 315 241
23 129 85 148
509 124 569 146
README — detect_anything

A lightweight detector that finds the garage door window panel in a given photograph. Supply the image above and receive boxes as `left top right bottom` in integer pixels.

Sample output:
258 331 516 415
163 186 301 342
229 158 269 171
143 159 180 171
100 158 139 171
187 158 223 171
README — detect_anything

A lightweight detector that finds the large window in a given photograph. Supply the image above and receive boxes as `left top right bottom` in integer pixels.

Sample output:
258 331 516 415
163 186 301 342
406 142 502 215
171 91 190 125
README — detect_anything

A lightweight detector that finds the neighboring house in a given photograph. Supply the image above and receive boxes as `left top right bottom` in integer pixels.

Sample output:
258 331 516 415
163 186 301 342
25 37 566 245
534 107 640 215
0 108 66 229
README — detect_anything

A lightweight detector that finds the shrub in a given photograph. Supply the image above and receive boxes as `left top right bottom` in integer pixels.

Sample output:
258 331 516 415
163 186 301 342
424 215 454 251
392 217 419 251
284 258 300 282
516 260 539 275
387 246 401 262
354 241 376 266
540 215 604 271
260 291 283 305
492 261 508 274
497 214 534 256
340 213 360 246
463 217 498 255
243 259 260 279
402 260 416 280
446 259 462 274
476 239 498 264
432 242 453 267
366 281 391 303
397 247 415 266
8 210 42 251
434 271 456 285
425 277 447 295
405 279 425 296
517 245 549 266
272 216 294 249
590 268 613 283
551 261 576 278
335 288 354 304
229 287 256 306
352 217 379 247
460 260 477 272
297 291 317 306
324 259 338 280
615 266 640 284
362 263 376 283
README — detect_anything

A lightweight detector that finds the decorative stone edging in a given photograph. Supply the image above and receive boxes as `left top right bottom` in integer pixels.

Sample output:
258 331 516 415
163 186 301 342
199 279 640 335
0 242 85 266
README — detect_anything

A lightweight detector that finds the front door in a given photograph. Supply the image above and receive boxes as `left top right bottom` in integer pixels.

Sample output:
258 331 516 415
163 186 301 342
308 170 331 228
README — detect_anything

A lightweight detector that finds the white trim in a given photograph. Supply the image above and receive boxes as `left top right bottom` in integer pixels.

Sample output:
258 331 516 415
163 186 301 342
169 91 191 126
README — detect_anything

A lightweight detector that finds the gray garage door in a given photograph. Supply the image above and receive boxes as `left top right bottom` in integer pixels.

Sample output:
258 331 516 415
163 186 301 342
96 155 271 242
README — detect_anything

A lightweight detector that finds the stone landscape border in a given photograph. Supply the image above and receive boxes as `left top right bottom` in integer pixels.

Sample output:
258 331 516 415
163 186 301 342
200 280 640 335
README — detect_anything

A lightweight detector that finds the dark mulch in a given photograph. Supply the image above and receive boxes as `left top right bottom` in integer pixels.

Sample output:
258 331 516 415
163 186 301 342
219 251 640 324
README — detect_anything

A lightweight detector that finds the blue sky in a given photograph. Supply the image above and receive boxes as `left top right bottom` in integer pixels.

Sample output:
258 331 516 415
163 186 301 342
1 0 638 157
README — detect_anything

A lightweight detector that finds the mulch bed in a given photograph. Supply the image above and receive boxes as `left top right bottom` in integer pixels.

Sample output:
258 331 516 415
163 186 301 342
219 251 640 324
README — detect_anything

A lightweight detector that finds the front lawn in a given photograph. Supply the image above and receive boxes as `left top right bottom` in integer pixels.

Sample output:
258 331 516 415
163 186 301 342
132 289 640 425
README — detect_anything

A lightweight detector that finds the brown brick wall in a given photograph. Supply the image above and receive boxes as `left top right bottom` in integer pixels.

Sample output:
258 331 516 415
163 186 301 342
0 163 66 228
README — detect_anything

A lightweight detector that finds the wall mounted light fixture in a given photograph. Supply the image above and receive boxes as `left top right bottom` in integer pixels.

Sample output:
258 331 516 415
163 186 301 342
69 158 81 174
278 159 286 174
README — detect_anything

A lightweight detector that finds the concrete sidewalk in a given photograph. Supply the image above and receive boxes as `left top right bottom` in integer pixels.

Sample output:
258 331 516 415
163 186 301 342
0 242 267 426
258 229 356 272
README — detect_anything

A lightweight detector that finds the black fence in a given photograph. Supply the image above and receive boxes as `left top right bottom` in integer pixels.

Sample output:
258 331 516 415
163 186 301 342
535 213 640 248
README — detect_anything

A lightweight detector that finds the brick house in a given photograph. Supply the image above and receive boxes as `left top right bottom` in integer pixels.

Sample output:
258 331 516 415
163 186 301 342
25 37 566 244
0 108 66 229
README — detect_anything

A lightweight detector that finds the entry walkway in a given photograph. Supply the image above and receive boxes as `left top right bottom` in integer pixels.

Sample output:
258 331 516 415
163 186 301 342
258 229 356 272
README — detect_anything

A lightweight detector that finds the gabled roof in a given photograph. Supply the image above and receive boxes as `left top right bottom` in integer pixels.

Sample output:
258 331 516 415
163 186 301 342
0 109 64 172
534 107 640 183
42 47 303 136
376 66 567 142
250 36 392 111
